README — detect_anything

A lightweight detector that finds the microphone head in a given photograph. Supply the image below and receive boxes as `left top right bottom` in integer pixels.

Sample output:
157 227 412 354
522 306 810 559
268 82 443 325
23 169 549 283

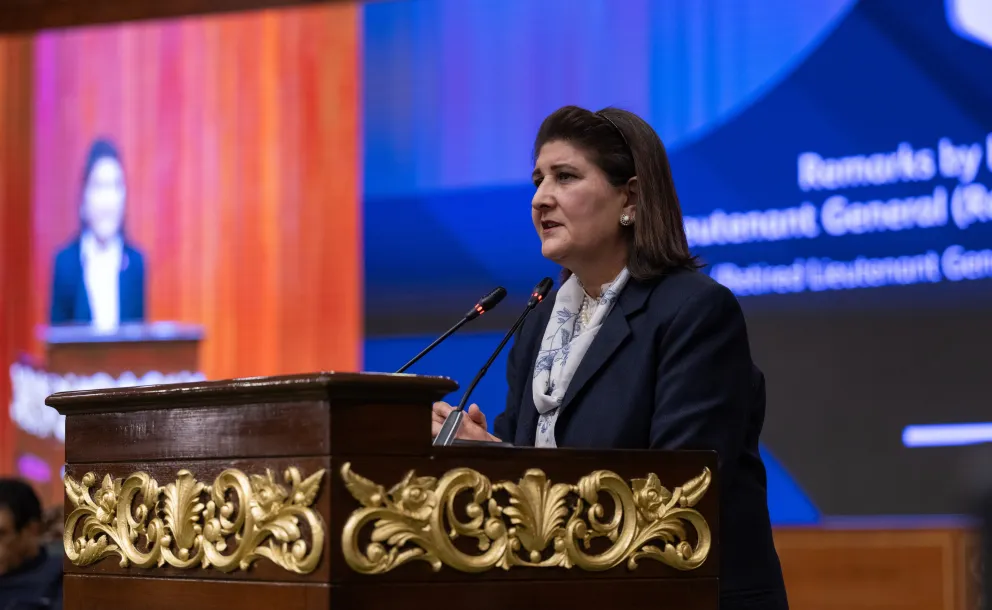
466 286 507 320
480 286 507 310
527 277 554 307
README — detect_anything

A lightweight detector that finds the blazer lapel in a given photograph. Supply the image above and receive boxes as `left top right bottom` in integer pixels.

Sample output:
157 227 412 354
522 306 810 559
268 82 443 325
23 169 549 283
516 303 551 447
518 365 539 446
119 247 137 318
557 308 629 414
556 279 656 420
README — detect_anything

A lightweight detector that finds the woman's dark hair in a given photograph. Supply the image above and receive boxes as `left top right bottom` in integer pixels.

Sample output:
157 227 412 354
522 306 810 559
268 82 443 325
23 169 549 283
78 137 125 233
0 478 42 532
533 105 700 281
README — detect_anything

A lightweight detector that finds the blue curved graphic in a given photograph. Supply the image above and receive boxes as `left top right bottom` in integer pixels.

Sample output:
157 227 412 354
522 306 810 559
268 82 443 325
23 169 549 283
669 0 858 153
760 446 820 524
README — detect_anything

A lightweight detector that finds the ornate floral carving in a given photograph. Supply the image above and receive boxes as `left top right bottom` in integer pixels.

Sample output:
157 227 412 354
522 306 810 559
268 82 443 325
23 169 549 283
340 463 711 574
63 467 326 574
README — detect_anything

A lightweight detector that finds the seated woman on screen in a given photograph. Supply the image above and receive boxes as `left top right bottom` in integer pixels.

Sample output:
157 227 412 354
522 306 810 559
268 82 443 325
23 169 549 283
50 138 146 331
432 106 789 610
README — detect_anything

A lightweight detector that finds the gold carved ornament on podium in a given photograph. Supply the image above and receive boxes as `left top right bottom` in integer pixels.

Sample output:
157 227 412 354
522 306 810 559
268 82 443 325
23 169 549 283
340 463 712 574
62 467 326 574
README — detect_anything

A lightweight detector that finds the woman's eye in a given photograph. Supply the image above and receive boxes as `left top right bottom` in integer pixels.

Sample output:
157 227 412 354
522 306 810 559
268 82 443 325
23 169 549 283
557 172 575 182
532 176 543 187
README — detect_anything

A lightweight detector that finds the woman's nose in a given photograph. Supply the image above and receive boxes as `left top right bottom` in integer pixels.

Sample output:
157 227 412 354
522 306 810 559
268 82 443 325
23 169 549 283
532 186 554 210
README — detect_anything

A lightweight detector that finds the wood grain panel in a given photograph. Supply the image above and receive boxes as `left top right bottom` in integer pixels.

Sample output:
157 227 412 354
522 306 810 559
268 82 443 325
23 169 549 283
48 372 458 413
774 522 980 610
64 401 332 462
46 340 200 376
329 578 719 610
63 573 715 610
52 372 459 461
64 573 330 610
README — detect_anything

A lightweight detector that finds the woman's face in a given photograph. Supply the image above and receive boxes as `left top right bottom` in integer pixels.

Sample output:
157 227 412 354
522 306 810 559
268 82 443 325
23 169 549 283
531 140 629 268
81 156 126 241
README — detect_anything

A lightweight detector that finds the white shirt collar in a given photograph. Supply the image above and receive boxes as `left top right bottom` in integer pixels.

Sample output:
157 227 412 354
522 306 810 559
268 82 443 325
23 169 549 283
79 231 123 332
80 231 123 262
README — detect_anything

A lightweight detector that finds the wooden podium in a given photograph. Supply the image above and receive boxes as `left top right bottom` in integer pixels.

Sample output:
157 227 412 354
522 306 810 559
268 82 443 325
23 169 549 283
43 322 203 378
48 372 719 610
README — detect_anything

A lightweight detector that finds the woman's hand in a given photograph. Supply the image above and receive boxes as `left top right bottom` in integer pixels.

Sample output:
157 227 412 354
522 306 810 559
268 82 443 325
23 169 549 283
431 401 500 442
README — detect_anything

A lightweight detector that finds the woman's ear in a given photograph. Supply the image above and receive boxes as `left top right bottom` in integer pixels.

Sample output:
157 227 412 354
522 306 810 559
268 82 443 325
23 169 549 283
623 176 639 220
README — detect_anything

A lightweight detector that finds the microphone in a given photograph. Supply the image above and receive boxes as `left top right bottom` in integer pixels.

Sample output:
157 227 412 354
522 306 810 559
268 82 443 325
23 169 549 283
395 286 506 374
433 277 554 447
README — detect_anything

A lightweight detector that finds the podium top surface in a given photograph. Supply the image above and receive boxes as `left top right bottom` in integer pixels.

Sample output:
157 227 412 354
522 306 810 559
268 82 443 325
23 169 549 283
43 321 205 345
46 371 459 414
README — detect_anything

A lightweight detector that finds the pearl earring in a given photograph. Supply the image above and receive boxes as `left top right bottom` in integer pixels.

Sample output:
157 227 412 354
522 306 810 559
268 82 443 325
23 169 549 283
619 213 633 226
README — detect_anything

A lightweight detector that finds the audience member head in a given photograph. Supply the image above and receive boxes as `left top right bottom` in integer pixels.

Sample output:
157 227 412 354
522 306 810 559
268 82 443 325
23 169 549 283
0 478 44 576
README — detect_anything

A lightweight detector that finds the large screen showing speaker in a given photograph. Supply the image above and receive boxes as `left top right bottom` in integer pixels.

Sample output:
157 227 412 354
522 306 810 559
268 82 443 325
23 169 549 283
0 5 362 506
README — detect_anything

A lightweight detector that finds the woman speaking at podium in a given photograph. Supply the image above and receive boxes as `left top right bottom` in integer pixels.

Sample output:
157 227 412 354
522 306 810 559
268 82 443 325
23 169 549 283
432 106 789 609
50 138 146 331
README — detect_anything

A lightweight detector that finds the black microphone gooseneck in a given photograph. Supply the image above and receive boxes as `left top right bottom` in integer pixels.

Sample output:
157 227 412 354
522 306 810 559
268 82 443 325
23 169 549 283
395 286 506 374
433 277 554 447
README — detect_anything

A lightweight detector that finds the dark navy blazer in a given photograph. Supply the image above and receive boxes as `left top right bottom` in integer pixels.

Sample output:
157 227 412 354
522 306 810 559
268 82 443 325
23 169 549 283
49 238 146 325
494 268 788 609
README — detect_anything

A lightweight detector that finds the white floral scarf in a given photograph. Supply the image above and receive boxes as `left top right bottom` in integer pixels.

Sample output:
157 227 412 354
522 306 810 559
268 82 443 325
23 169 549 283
532 268 630 447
